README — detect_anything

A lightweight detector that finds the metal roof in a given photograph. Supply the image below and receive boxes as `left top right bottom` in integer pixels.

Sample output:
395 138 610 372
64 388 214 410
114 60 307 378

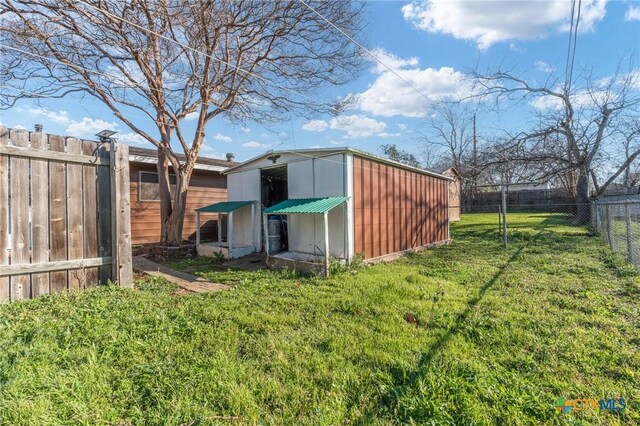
263 197 348 214
224 147 452 181
196 200 253 213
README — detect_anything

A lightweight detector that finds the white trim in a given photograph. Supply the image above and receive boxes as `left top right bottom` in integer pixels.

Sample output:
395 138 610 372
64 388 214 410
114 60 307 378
128 154 228 172
345 152 355 261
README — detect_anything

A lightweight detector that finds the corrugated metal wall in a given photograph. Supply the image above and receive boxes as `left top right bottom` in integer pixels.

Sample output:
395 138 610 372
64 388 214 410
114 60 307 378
353 156 449 259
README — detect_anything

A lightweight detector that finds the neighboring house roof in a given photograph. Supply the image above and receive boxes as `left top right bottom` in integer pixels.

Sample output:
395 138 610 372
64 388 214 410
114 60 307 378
128 146 238 172
442 167 461 179
225 147 452 181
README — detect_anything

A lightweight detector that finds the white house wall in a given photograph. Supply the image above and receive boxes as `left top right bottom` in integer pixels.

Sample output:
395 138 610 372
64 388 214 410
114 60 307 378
226 169 261 251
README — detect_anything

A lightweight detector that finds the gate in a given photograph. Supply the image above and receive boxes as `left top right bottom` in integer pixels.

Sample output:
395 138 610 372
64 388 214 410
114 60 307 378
0 126 132 301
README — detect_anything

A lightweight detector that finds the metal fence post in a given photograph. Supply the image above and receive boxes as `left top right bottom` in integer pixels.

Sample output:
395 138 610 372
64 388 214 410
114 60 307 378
626 203 636 265
606 204 613 249
502 188 507 250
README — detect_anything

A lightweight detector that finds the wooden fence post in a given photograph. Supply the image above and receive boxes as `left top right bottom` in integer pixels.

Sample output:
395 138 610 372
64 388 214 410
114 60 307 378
111 142 133 287
0 127 9 301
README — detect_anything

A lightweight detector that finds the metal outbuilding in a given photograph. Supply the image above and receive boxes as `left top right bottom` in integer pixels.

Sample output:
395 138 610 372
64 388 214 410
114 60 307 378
199 147 451 276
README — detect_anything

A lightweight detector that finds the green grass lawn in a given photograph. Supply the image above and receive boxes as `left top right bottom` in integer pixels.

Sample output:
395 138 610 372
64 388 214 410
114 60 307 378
1 213 639 425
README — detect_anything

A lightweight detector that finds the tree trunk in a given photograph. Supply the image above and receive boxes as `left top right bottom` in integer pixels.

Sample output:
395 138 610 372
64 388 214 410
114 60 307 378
575 166 591 224
163 169 191 246
157 148 173 243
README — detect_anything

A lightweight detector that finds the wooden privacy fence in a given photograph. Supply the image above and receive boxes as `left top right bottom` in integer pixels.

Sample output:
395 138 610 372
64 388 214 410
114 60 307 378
0 126 132 301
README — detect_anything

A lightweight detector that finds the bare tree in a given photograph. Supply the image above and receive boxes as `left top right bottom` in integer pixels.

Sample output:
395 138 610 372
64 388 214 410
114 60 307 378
422 103 473 171
379 143 422 168
0 0 365 244
471 62 640 222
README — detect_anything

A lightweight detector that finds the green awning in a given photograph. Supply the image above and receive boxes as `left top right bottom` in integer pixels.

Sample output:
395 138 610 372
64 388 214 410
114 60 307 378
263 197 348 214
196 200 253 213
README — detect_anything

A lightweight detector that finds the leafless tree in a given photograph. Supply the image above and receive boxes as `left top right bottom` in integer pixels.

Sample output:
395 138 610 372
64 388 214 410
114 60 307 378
470 62 640 222
422 103 473 171
0 0 365 244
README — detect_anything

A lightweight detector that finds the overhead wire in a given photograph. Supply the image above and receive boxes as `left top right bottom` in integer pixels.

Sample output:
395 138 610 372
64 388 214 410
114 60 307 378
76 0 340 113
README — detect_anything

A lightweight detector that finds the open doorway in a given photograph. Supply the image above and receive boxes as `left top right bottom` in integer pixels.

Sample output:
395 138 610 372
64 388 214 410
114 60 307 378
261 166 288 252
261 165 288 207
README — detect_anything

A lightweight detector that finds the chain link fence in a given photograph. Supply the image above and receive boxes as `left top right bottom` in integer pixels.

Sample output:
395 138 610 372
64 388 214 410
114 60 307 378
592 198 640 268
456 203 591 248
455 199 640 270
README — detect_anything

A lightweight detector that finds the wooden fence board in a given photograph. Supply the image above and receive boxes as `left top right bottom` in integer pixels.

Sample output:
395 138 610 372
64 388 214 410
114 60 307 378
10 129 31 299
82 140 99 288
31 131 50 297
114 144 133 287
0 126 131 300
66 137 85 289
96 142 112 284
49 134 68 293
0 127 9 301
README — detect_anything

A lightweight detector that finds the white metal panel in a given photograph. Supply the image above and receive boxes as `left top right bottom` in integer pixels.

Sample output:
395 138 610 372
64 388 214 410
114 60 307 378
226 170 261 250
287 159 315 198
313 154 345 197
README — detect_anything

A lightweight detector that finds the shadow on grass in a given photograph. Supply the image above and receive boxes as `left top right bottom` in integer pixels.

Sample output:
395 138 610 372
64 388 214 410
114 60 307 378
358 244 526 423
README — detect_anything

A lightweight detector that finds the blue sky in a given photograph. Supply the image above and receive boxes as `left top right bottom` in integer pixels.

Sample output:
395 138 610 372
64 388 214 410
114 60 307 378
1 0 639 163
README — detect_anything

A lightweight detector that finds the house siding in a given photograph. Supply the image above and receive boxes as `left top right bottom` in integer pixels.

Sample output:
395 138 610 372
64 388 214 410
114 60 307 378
353 156 449 259
130 162 228 244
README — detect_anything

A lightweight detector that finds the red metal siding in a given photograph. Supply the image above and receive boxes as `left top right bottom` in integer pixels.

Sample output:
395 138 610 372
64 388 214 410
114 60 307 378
353 156 449 259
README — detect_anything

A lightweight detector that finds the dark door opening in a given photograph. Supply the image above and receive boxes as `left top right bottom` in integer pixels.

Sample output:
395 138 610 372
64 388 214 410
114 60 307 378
261 166 288 252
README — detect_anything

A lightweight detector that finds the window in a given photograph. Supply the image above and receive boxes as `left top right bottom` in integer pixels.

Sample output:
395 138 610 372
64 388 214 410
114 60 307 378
139 171 177 202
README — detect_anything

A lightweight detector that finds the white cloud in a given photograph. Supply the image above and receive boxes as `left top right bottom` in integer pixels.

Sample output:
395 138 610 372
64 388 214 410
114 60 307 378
329 115 388 139
118 132 151 147
625 6 640 21
185 112 199 120
213 133 232 143
309 144 324 149
200 143 222 158
535 60 556 73
402 0 607 49
530 90 605 110
329 140 343 145
26 107 70 124
358 64 470 117
302 120 328 131
66 117 120 138
13 125 27 130
370 48 419 73
240 127 251 133
302 120 329 132
378 132 401 138
242 140 271 148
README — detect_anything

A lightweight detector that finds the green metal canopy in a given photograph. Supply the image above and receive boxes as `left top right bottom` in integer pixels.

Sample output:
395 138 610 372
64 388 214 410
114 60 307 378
196 200 253 213
263 197 348 214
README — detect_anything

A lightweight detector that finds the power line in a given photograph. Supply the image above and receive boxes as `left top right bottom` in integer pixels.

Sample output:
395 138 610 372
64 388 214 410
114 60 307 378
76 0 338 113
297 0 433 105
567 0 582 93
0 83 160 126
564 0 582 94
